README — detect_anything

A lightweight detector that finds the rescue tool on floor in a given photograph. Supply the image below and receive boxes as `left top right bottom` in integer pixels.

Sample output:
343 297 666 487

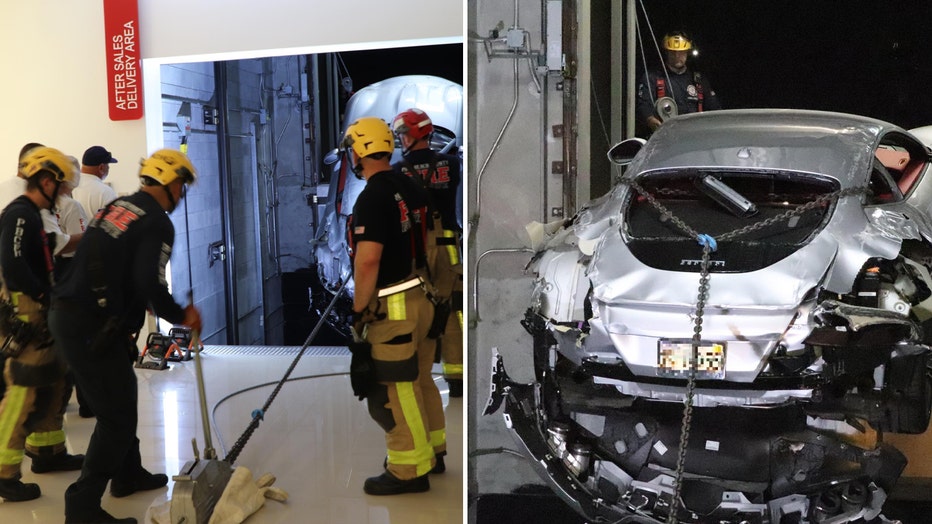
165 281 348 523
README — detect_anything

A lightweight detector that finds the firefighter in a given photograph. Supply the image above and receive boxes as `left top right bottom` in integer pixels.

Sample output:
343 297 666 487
49 149 202 524
0 146 84 502
346 117 445 495
392 108 464 398
636 31 722 136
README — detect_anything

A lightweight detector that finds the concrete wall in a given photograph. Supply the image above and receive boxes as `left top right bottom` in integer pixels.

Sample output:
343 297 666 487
0 1 462 201
468 0 556 502
159 62 230 342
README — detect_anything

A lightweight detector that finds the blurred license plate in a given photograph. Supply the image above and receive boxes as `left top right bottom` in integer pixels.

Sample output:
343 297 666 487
658 339 726 379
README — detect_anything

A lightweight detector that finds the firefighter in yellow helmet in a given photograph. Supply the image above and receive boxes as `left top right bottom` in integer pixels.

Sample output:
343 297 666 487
0 146 85 503
345 117 445 494
49 148 202 523
636 31 722 135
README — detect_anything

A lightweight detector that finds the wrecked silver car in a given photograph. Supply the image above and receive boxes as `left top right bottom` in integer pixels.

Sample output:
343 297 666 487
312 75 462 332
486 109 932 523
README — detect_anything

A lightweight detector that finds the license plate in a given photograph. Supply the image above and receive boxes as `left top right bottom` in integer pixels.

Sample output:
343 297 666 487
657 339 726 379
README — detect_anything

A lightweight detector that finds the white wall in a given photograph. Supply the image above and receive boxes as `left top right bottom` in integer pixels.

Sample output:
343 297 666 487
0 1 462 202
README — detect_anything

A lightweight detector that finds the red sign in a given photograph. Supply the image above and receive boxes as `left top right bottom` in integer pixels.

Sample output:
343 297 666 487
103 0 143 121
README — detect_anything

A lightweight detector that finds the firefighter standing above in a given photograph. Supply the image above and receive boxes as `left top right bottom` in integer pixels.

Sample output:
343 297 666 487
346 116 446 495
636 31 722 136
392 108 464 398
0 146 85 503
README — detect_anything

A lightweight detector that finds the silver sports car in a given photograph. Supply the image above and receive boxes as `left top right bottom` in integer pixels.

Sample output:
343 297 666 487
312 75 462 332
486 109 932 523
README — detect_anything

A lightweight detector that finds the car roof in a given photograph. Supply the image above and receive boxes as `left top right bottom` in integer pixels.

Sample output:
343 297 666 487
342 74 463 146
630 109 906 186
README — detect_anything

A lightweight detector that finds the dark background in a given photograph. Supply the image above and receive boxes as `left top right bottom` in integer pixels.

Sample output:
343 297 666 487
338 43 463 102
636 1 932 129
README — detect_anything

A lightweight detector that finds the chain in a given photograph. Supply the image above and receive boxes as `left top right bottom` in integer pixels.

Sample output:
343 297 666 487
665 241 710 524
619 179 870 524
225 279 349 464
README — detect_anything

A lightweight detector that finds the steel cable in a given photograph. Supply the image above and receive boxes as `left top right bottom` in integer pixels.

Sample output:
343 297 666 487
224 279 348 464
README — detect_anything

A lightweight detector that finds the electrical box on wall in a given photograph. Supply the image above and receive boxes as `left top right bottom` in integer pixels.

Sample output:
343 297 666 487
203 105 219 126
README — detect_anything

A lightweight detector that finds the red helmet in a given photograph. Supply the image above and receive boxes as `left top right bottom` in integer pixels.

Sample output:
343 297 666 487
392 108 433 141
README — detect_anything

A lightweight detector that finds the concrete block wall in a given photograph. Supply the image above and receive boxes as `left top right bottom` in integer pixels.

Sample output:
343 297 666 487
159 54 318 346
468 0 550 502
161 62 229 343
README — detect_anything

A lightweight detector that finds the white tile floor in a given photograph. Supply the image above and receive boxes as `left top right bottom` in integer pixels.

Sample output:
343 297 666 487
3 346 463 523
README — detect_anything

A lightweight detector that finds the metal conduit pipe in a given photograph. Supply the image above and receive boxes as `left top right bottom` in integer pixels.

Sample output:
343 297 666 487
470 0 525 236
470 247 534 325
470 55 519 236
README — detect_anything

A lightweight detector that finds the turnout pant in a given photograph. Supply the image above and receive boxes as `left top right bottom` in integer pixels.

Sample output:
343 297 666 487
427 229 463 381
49 303 144 518
0 335 70 480
364 285 445 480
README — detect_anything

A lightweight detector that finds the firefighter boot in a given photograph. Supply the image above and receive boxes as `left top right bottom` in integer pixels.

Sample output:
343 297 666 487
0 477 41 502
431 453 446 474
29 451 85 473
65 508 137 523
446 379 462 398
110 469 168 498
363 470 430 495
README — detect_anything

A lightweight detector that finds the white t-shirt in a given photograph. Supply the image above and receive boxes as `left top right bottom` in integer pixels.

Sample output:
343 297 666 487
73 173 117 218
42 196 88 257
56 196 88 259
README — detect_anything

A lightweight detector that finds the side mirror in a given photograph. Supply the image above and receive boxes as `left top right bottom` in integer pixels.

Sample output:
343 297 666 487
323 148 341 166
606 138 646 166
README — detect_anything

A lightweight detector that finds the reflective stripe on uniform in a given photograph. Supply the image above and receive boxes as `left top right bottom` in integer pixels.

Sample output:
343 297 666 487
25 429 65 448
387 293 406 321
10 292 26 322
430 428 446 451
386 381 433 476
0 385 28 466
456 310 463 329
442 230 459 265
442 363 464 376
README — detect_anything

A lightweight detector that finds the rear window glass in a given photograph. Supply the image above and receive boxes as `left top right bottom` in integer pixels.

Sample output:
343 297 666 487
627 170 838 237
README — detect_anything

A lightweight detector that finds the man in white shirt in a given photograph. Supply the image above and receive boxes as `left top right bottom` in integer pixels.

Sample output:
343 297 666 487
39 155 94 418
42 157 87 279
73 146 118 218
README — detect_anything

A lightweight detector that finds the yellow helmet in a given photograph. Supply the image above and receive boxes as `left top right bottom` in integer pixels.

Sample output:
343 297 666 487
139 149 197 186
18 146 77 184
663 32 693 51
342 117 394 159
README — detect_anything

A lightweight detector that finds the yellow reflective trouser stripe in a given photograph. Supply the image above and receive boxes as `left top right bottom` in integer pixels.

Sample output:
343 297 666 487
430 428 446 450
386 382 433 477
442 363 464 375
457 310 463 329
443 230 459 265
10 292 26 322
387 293 406 321
26 430 65 448
0 385 28 466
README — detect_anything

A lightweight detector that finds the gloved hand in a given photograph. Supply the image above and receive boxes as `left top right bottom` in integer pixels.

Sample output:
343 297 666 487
182 304 203 333
351 306 385 338
207 466 288 524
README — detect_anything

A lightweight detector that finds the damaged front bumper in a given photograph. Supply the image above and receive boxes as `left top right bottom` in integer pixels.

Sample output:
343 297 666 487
484 352 907 524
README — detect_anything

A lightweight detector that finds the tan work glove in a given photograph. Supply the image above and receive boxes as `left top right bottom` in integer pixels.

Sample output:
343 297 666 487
207 466 288 524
